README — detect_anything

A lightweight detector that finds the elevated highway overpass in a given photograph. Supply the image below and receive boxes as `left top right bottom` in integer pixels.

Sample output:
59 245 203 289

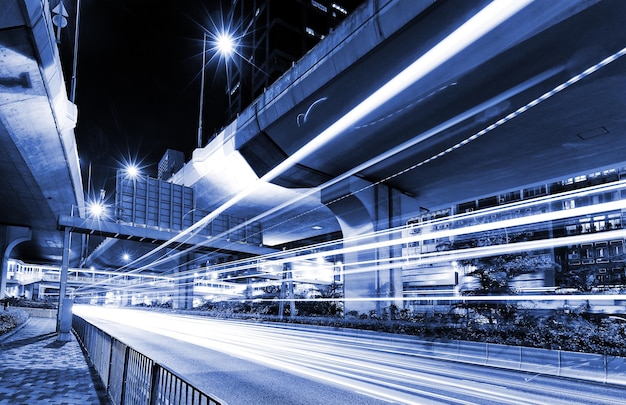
0 0 83 296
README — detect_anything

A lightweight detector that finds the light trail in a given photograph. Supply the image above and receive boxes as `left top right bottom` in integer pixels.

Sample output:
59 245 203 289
102 44 626 294
72 190 626 300
74 307 626 405
95 174 625 286
85 0 533 284
73 11 626 305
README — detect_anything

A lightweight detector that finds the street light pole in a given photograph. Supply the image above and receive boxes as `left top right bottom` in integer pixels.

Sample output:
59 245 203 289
197 32 207 149
70 0 81 103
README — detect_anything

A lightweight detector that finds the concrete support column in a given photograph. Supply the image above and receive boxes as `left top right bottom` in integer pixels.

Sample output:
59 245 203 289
0 225 32 298
322 177 411 317
173 252 195 310
57 227 72 341
278 262 296 320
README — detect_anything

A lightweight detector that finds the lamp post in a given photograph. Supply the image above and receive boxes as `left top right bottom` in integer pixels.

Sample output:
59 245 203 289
197 32 207 149
215 31 236 116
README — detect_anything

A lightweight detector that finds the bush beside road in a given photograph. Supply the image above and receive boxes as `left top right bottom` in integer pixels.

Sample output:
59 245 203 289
0 307 29 336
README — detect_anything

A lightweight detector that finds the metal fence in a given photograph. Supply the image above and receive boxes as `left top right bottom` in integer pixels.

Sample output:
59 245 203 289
73 316 226 405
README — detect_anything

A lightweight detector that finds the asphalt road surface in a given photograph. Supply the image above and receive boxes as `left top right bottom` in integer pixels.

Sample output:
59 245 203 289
73 305 626 405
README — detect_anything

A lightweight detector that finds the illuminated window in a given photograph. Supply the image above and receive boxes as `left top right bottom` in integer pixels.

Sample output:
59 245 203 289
608 214 622 229
312 0 328 12
610 240 624 261
332 3 347 14
593 215 606 232
563 199 575 209
581 244 594 264
596 243 609 263
579 218 592 233
305 27 325 39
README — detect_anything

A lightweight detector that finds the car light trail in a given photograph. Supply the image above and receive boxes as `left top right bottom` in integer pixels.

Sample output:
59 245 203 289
88 0 533 282
74 307 626 405
72 39 626 304
261 0 533 183
98 170 626 298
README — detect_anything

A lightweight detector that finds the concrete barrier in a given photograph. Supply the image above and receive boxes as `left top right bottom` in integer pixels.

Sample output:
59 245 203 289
17 307 57 318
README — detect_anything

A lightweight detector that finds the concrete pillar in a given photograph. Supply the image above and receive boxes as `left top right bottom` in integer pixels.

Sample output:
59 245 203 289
57 298 73 341
279 262 296 320
57 227 72 340
173 252 195 310
322 177 411 317
0 225 32 298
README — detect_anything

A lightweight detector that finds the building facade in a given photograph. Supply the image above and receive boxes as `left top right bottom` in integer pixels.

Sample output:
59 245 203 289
402 166 626 311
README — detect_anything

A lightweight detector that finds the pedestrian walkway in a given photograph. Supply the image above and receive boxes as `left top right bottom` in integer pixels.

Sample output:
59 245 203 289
0 316 109 404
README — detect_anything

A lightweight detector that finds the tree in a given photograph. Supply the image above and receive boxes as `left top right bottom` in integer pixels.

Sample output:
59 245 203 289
453 229 554 324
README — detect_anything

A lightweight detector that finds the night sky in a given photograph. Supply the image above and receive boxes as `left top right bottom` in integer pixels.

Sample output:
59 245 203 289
57 0 231 194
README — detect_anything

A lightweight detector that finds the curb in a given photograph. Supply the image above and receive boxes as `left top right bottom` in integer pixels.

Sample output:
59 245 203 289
0 316 32 343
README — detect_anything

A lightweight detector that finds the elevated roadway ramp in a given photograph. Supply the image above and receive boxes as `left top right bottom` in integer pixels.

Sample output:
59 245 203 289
0 0 83 265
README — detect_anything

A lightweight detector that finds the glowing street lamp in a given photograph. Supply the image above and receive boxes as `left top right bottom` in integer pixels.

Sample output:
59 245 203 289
87 201 105 219
215 31 235 59
214 29 238 122
125 164 139 179
198 28 237 149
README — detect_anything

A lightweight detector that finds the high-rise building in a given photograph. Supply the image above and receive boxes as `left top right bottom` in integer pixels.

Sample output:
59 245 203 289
226 0 364 122
158 149 185 181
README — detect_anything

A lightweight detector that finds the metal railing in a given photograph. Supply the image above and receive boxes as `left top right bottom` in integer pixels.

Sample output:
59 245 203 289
73 316 226 405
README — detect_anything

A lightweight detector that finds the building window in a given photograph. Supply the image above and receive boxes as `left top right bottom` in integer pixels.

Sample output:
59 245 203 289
610 240 624 261
593 215 606 232
331 3 348 14
312 0 328 13
608 214 622 229
579 218 592 233
305 27 324 39
596 243 609 263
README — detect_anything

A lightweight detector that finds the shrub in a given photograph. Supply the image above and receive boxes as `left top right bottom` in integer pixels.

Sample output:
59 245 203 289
0 308 29 335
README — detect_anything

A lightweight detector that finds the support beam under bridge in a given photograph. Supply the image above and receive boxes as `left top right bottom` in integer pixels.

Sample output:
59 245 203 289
57 215 277 256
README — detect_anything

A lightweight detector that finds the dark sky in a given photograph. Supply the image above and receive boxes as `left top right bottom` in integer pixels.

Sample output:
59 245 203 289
57 0 230 194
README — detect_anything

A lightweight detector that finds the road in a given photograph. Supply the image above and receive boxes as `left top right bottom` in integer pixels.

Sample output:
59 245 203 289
73 305 626 405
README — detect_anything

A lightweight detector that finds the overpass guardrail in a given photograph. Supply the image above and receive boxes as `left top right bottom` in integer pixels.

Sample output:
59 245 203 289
72 315 226 405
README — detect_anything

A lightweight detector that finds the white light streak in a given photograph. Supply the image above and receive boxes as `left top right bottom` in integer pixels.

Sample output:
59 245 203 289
73 307 626 404
83 0 533 286
74 4 626 307
263 0 533 183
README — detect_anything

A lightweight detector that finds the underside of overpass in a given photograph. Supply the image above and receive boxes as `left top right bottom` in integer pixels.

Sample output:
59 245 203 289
0 0 83 267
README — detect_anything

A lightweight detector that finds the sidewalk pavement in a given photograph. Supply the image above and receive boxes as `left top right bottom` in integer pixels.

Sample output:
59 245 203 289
0 315 110 404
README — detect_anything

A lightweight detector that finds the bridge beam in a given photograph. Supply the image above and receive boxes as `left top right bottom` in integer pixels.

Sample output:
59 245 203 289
0 225 32 298
322 177 411 317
